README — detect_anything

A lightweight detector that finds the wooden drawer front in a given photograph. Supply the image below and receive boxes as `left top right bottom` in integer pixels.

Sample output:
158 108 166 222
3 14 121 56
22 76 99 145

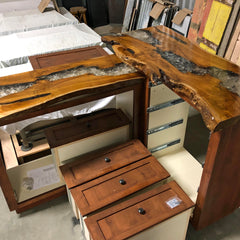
60 139 151 188
148 102 189 129
54 125 130 164
71 156 170 216
45 109 130 149
29 46 108 69
85 181 194 240
149 84 180 106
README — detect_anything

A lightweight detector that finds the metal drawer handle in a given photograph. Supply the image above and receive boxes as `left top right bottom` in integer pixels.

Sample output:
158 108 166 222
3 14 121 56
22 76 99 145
119 179 126 185
104 157 111 163
138 208 146 215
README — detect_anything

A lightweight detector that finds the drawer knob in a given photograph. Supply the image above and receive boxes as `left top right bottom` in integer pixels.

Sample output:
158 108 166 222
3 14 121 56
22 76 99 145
104 157 111 163
138 208 146 215
119 179 126 185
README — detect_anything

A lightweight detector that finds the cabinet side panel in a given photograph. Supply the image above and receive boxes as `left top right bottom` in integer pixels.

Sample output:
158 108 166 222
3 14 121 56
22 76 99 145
192 119 240 229
0 144 17 211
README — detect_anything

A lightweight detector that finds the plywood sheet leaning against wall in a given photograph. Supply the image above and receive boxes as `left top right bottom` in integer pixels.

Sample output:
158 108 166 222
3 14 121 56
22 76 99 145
187 0 208 42
102 26 240 132
198 0 235 54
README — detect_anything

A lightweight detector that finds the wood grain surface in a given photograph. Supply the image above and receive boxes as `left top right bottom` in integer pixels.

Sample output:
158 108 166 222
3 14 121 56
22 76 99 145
0 55 140 126
102 26 240 132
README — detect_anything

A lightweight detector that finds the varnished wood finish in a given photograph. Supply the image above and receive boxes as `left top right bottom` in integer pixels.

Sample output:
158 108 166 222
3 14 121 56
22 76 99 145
60 139 151 189
85 181 194 240
0 55 142 126
45 109 130 148
192 118 240 229
16 186 66 213
29 46 108 69
0 148 17 211
71 156 170 216
102 26 240 132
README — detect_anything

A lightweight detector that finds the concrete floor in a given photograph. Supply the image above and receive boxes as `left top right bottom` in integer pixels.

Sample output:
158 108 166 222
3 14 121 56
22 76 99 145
1 113 240 240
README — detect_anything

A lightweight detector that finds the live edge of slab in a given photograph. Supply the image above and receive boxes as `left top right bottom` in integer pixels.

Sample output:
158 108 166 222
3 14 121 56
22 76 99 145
102 26 240 132
0 55 141 126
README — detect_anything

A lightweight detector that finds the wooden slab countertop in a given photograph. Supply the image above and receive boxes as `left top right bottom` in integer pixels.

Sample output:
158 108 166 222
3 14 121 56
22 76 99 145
102 26 240 132
0 54 140 126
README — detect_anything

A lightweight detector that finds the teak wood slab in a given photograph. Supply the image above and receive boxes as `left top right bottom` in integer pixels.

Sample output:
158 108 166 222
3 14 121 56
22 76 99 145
102 26 240 132
0 55 140 126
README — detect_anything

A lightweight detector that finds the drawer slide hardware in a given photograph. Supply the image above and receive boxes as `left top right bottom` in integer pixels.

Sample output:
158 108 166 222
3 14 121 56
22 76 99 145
147 98 185 113
147 119 183 135
150 139 181 153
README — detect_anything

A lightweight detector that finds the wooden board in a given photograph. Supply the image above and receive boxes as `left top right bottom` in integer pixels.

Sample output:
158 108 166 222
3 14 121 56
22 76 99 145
29 46 108 70
187 0 207 42
0 130 18 169
192 119 240 229
102 26 240 132
0 55 141 126
225 17 240 60
198 0 234 54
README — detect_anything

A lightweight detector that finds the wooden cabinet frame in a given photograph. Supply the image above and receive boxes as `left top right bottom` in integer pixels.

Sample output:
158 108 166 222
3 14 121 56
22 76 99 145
0 25 240 231
0 64 147 213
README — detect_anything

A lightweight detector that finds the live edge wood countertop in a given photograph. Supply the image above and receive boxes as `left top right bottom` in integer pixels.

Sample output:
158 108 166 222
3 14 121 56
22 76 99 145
102 26 240 132
0 26 240 132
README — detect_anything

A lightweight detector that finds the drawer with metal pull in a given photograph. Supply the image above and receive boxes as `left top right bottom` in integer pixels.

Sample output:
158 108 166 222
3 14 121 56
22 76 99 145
85 181 194 240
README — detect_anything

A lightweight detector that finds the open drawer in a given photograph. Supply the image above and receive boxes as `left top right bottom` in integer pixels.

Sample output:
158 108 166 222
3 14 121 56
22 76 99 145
85 181 194 240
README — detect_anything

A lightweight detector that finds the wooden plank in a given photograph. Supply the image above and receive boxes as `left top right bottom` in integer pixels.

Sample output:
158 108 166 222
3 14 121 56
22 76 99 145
102 26 240 132
0 147 17 211
218 0 240 57
0 130 18 169
192 119 240 229
225 17 240 60
29 46 108 70
16 186 66 213
230 32 240 63
187 0 207 42
197 0 213 39
38 0 51 13
199 0 233 54
0 55 141 126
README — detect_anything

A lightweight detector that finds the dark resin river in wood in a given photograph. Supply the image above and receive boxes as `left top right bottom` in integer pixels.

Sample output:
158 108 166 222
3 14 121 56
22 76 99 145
0 55 139 126
0 26 240 132
102 26 240 132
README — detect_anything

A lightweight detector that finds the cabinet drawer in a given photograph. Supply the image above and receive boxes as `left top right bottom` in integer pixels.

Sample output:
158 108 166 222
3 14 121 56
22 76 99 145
45 109 130 149
60 139 151 188
71 156 170 216
85 181 194 240
149 84 180 106
148 102 189 129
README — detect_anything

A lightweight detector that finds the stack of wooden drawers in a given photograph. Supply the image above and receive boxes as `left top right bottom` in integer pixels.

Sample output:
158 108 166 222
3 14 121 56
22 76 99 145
61 139 194 240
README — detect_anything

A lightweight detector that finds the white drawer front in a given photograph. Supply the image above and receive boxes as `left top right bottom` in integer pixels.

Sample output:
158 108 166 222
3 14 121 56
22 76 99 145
148 102 189 129
149 84 180 106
